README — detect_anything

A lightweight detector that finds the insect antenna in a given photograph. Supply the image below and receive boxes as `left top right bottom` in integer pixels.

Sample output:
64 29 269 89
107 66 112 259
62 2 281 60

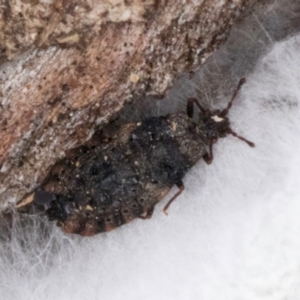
220 77 246 117
226 128 255 147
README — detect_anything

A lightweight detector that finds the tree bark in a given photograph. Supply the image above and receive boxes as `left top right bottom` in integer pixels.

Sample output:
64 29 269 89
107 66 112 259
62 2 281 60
0 0 258 208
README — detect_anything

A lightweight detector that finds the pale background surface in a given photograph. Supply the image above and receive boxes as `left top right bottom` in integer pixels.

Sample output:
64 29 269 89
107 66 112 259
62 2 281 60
1 1 300 299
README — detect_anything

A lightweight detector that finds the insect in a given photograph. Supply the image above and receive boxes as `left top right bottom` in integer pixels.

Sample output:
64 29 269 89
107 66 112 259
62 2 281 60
17 78 254 236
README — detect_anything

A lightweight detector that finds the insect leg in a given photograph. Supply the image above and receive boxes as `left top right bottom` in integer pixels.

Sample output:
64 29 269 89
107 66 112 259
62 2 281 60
187 98 206 118
203 141 214 164
139 206 154 220
220 78 246 117
163 181 185 215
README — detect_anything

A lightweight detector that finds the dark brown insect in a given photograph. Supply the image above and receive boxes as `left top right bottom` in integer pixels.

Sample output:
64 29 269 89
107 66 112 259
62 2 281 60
17 78 254 236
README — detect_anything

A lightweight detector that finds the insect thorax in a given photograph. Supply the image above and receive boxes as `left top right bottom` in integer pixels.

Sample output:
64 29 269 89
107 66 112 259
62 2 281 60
164 112 209 165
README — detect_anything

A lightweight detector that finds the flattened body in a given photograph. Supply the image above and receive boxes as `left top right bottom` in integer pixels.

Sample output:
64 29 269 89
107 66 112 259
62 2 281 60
36 113 208 235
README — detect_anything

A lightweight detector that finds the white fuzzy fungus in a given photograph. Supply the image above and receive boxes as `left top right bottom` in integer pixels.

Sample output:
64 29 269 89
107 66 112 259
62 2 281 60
1 2 300 300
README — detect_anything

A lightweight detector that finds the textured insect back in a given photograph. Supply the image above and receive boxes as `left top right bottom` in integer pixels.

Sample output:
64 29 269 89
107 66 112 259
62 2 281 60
16 78 254 236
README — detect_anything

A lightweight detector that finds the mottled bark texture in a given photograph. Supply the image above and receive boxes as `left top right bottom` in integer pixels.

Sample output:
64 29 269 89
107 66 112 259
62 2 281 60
0 0 257 208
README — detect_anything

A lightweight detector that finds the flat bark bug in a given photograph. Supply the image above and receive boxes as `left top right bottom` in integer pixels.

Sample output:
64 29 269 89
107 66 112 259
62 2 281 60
17 78 254 236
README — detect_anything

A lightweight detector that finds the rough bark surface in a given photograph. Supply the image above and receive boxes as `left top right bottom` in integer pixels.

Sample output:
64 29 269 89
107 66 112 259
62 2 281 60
0 0 258 208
